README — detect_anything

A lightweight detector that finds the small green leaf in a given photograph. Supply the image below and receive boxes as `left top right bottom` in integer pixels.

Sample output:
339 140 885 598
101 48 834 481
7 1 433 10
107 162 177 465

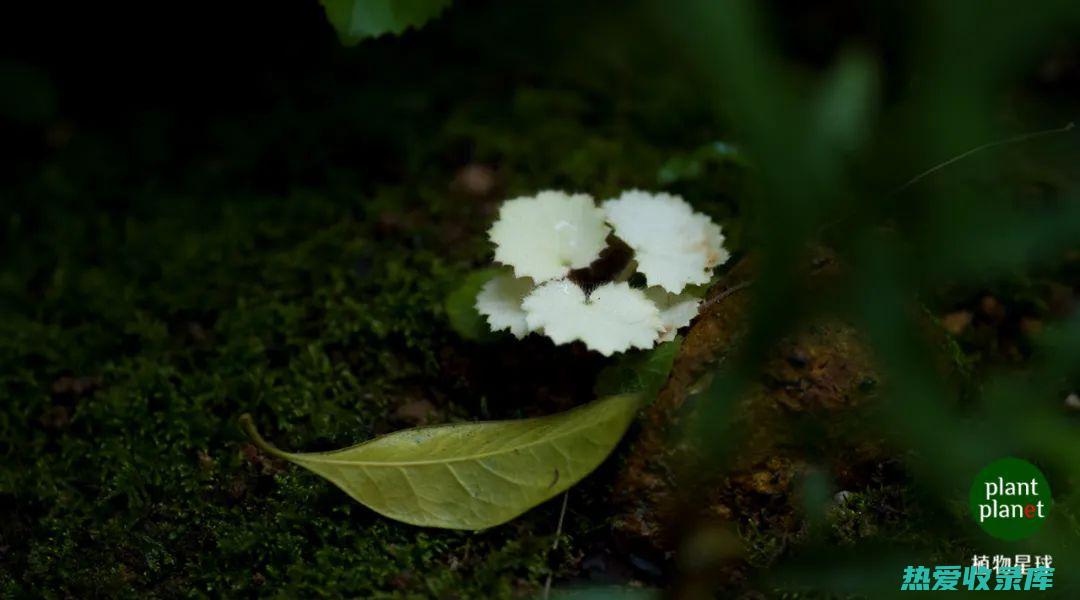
240 393 642 529
444 267 500 342
811 51 878 157
657 141 746 185
593 338 682 402
319 0 452 44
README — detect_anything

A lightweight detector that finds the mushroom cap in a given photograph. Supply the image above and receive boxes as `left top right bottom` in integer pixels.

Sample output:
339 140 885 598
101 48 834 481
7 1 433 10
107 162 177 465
489 191 610 282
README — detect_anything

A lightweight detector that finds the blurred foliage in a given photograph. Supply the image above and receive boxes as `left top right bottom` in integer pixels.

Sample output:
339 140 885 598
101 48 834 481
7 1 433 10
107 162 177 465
445 267 502 342
0 0 1078 597
594 339 682 403
320 0 453 43
670 0 1080 597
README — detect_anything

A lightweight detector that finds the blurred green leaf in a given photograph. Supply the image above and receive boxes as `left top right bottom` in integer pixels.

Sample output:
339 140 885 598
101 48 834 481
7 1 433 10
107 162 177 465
445 267 500 342
657 141 746 185
594 338 682 403
320 0 452 44
811 51 878 160
241 392 641 529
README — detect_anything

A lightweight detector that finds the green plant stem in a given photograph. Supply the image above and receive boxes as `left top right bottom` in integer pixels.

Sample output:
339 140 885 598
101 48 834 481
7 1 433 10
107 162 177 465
239 414 291 460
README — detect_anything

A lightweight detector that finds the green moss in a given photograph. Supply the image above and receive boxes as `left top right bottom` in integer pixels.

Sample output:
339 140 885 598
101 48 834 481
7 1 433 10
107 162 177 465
0 187 568 596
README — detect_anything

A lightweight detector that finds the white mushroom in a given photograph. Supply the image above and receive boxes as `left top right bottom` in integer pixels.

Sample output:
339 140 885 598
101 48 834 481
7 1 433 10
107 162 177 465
522 280 662 356
644 287 702 342
602 190 728 294
488 191 610 282
475 273 536 338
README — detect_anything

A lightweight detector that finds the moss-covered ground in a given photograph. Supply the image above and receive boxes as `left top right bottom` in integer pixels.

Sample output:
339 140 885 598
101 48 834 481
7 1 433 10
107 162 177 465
0 5 734 597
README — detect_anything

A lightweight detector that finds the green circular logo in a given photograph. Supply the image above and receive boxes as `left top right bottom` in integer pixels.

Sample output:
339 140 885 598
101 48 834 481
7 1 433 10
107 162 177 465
970 457 1052 540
